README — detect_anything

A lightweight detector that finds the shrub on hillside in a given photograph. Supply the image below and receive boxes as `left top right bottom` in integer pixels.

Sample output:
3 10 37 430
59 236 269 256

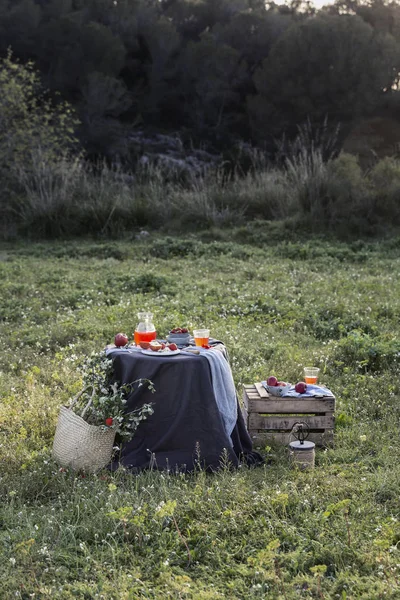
0 52 79 233
330 330 400 373
0 51 79 184
367 157 400 224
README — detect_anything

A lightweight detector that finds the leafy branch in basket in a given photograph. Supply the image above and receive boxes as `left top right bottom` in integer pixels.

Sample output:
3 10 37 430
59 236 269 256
70 351 155 441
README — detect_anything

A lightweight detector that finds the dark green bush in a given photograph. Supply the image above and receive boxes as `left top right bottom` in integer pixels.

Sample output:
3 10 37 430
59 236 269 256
129 274 169 293
149 237 199 259
301 307 375 341
330 330 400 373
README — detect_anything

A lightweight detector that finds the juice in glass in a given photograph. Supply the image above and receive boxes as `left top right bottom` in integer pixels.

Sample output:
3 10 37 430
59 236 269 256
304 367 320 385
193 329 210 347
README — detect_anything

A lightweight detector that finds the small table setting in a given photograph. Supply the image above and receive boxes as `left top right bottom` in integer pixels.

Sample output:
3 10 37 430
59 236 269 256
105 312 263 473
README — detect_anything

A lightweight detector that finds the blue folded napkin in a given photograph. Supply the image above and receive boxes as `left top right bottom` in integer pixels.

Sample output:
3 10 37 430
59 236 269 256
262 381 334 398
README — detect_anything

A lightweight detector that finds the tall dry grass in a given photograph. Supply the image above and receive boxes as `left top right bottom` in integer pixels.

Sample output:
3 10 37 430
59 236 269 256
2 145 400 239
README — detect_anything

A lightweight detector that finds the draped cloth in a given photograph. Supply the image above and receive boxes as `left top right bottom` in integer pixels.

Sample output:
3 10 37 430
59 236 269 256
107 348 263 473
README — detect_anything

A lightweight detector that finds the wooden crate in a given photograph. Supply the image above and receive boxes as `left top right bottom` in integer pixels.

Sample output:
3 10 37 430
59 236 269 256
242 382 335 447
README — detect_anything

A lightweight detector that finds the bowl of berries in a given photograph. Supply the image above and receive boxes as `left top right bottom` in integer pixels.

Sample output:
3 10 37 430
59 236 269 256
167 327 191 346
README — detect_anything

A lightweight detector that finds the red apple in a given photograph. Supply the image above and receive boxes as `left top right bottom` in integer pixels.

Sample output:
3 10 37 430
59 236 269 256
277 381 287 387
267 376 279 387
105 418 113 427
295 381 307 394
115 333 129 347
168 343 178 351
181 328 188 333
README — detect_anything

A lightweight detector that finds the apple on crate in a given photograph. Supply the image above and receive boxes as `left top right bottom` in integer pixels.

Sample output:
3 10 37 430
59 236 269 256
295 381 307 394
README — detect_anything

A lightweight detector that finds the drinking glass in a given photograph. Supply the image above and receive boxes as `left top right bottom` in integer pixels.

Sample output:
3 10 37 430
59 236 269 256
193 329 210 347
304 367 320 384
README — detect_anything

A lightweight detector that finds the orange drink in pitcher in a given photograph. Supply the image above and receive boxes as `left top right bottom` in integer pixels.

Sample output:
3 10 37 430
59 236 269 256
134 312 157 345
304 367 320 385
134 330 157 345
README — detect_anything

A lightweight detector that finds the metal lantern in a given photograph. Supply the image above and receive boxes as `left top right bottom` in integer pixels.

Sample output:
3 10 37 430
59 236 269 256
289 422 315 469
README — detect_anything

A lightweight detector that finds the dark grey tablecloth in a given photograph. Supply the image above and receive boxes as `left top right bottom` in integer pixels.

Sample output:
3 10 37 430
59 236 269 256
107 349 263 472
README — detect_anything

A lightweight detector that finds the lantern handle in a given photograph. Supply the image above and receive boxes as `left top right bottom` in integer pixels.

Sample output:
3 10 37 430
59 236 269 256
289 421 310 445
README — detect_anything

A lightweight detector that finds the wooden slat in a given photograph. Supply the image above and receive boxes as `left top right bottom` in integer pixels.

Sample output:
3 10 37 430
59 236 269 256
248 414 334 431
254 382 269 398
249 430 334 447
248 398 335 414
243 385 255 392
242 389 249 410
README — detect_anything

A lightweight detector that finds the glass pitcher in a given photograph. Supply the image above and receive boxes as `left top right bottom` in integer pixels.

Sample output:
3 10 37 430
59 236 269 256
134 312 157 345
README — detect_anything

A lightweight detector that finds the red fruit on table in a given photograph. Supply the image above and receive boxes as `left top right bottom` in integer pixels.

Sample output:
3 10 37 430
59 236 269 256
115 333 129 347
105 418 113 427
277 381 287 387
295 381 307 394
168 343 178 351
149 341 163 352
181 328 188 333
267 376 279 387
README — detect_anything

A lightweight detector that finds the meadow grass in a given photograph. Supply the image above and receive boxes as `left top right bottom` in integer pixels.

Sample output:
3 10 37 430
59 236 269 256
0 228 400 599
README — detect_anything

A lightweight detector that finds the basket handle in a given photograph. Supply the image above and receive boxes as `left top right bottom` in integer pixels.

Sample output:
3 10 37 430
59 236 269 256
80 386 96 420
69 385 95 420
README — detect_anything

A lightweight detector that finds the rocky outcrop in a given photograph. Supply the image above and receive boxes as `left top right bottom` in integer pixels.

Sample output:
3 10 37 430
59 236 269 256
128 131 221 179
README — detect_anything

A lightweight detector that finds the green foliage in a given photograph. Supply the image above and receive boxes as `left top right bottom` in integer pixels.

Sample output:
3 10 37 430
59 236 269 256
0 50 79 175
72 350 154 438
368 157 400 224
2 0 400 160
2 4 400 238
131 273 169 293
178 33 246 136
331 330 400 373
250 14 400 138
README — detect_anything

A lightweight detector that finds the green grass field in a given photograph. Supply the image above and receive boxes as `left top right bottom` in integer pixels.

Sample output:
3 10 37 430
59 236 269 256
1 229 400 599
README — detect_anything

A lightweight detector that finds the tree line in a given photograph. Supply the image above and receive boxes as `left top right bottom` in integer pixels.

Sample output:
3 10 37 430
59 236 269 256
1 0 400 161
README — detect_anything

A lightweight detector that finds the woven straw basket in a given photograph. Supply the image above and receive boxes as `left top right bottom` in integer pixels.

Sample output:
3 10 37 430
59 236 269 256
52 406 116 472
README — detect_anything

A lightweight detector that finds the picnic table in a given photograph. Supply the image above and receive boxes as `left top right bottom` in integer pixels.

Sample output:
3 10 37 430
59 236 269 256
106 343 263 472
